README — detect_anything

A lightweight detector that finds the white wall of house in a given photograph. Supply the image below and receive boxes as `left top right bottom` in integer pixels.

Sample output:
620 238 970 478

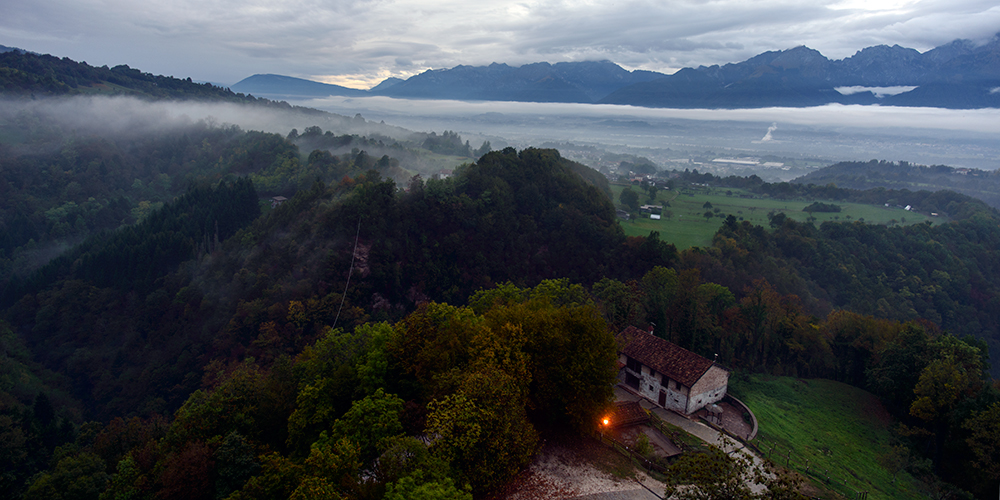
620 354 690 413
619 354 728 415
685 365 729 414
659 375 689 413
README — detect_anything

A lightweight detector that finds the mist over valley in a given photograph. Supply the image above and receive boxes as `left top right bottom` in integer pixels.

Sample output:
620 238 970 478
3 15 1000 499
297 95 1000 174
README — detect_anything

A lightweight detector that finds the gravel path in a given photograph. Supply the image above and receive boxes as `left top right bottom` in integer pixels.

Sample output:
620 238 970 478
613 385 769 494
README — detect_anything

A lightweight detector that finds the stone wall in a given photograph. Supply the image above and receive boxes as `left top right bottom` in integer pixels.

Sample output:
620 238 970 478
686 365 729 414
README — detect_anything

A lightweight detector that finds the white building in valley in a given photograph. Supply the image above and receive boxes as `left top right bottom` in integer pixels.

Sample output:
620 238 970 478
616 326 729 415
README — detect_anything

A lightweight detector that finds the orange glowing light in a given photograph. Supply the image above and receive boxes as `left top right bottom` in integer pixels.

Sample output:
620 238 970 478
602 418 610 426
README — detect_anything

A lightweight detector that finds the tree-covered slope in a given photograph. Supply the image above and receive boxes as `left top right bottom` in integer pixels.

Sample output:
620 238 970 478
793 160 1000 209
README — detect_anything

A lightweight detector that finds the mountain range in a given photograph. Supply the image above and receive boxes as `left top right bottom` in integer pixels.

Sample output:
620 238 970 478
232 34 1000 109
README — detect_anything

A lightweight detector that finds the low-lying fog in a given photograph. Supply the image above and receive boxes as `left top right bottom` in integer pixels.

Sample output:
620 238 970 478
300 96 1000 171
4 95 999 174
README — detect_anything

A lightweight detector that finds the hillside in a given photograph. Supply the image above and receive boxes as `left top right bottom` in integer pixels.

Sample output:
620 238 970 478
730 376 928 500
792 160 1000 209
0 49 277 102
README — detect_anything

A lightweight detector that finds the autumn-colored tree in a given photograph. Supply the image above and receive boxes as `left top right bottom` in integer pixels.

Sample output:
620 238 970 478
472 279 618 430
156 441 215 500
963 402 1000 483
822 310 897 386
389 302 481 401
910 335 987 423
411 315 536 493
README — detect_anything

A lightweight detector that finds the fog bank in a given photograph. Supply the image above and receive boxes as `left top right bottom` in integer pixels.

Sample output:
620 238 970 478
301 96 1000 170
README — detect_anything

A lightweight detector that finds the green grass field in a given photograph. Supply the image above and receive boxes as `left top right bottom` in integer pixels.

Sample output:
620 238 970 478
611 184 940 250
730 375 929 500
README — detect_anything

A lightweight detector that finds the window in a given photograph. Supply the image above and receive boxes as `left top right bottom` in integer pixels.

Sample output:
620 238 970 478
625 372 640 389
626 357 641 373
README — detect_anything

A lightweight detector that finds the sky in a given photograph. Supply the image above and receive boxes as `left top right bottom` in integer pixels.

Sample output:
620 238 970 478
3 0 999 89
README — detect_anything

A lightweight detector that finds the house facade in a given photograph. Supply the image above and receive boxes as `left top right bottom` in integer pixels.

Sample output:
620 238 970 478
616 326 729 415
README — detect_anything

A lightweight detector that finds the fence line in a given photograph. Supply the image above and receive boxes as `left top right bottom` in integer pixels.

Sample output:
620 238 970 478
752 436 872 499
594 430 668 475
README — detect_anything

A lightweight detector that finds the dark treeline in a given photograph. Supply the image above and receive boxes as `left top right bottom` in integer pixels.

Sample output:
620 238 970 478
1 137 1000 498
9 178 259 301
795 159 1000 209
0 120 416 293
0 123 255 274
0 49 290 103
689 213 1000 370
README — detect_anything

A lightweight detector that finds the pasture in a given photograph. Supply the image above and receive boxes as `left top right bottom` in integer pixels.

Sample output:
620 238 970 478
611 183 939 249
730 375 929 500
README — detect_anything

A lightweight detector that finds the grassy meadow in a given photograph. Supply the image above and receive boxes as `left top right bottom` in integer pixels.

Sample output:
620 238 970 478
610 183 939 250
730 375 929 500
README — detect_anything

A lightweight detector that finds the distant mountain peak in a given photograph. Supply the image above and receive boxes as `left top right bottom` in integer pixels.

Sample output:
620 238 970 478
230 74 366 97
225 36 1000 110
600 37 1000 109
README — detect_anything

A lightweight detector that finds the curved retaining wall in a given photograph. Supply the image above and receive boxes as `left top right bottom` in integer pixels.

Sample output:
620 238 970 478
724 393 758 441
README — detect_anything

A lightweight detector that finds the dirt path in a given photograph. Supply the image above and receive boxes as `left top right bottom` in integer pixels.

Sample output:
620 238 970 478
498 437 664 500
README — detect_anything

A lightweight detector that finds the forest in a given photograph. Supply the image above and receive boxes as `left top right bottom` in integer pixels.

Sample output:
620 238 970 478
2 49 1000 500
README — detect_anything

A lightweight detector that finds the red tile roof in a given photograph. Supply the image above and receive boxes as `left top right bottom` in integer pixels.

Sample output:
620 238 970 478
616 326 718 387
610 401 649 428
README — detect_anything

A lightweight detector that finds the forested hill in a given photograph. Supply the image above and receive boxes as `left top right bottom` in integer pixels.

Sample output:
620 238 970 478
2 138 1000 496
0 50 276 102
792 160 1000 209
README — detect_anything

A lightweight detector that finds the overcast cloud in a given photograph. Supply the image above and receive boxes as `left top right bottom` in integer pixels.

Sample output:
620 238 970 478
3 0 999 88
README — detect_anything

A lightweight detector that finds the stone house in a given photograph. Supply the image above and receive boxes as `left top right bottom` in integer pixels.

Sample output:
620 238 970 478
616 326 729 415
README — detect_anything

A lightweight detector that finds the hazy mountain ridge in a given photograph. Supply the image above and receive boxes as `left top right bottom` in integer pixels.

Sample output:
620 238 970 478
231 35 1000 109
603 34 1000 108
233 60 667 103
793 160 1000 209
229 73 368 98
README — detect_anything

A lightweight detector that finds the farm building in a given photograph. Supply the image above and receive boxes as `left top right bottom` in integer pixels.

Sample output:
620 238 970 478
616 326 729 415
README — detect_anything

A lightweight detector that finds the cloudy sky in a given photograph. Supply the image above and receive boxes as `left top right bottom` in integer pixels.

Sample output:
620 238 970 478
3 0 999 88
